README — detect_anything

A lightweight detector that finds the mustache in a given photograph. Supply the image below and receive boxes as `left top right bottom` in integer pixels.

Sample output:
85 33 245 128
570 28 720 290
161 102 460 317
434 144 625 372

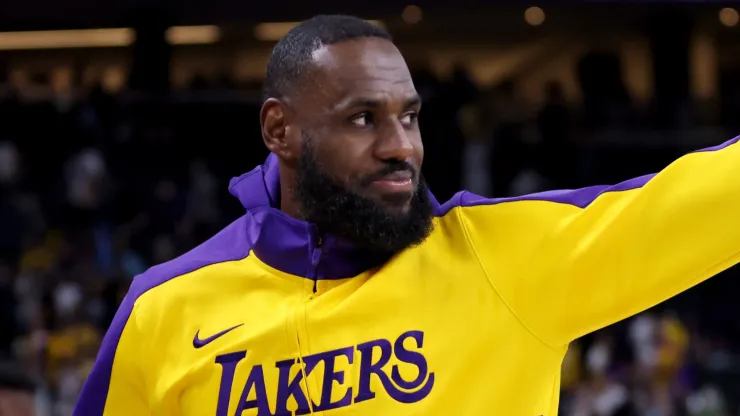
360 161 418 186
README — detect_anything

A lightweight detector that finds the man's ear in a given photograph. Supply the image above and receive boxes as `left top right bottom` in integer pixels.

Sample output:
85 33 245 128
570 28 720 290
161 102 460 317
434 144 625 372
260 98 297 161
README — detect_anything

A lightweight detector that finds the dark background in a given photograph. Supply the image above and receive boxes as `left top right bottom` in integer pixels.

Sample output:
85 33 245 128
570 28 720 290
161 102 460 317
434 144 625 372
0 1 739 414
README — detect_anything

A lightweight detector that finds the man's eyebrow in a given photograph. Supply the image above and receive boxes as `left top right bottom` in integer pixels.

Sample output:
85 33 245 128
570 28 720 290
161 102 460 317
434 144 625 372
333 95 421 111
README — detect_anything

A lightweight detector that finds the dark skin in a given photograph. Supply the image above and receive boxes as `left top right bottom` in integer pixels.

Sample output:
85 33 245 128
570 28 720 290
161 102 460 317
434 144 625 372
260 37 423 218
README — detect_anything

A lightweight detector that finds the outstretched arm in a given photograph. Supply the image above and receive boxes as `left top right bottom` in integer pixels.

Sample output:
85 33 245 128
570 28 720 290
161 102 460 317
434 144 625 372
457 136 740 348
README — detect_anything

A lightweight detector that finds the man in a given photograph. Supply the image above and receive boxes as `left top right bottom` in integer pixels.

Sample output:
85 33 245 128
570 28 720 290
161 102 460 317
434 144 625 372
75 15 740 416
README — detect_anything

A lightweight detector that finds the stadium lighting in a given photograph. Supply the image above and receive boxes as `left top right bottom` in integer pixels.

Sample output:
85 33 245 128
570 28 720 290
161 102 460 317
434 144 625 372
166 25 221 45
524 6 546 26
254 20 385 41
719 8 739 27
402 5 423 25
0 26 220 50
0 28 134 50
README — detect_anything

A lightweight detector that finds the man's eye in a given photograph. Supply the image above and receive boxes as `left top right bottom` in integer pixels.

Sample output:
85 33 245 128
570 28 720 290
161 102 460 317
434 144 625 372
350 112 372 126
400 112 418 126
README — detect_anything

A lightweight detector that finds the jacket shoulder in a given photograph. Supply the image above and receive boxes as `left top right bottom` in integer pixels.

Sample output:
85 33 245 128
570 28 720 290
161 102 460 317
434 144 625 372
128 215 253 304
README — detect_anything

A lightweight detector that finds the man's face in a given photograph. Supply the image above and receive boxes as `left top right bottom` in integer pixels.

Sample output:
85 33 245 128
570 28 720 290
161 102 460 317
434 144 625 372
287 37 433 252
294 38 424 210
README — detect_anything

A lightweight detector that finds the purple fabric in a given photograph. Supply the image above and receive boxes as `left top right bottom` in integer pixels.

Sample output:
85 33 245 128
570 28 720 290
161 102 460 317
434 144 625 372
694 135 740 153
229 156 393 280
73 217 254 416
248 207 391 279
438 174 654 215
438 135 739 215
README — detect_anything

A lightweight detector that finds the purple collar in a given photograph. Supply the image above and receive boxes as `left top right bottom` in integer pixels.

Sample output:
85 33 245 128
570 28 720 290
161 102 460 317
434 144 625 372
229 154 439 280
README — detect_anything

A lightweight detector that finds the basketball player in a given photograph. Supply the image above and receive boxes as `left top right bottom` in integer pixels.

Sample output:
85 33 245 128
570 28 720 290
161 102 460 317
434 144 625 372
76 15 740 416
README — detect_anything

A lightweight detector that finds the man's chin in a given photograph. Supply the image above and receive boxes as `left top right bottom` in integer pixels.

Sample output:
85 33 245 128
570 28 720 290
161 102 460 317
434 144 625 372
374 198 414 218
362 188 415 210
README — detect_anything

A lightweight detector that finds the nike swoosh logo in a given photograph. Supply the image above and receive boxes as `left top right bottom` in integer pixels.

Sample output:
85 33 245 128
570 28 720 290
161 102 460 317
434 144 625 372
192 324 243 349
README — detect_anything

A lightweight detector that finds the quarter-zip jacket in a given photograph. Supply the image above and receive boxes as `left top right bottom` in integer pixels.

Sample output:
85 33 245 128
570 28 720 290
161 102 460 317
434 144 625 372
76 137 740 416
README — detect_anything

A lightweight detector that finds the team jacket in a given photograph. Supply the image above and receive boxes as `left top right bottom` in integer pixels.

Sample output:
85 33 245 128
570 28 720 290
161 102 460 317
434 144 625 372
75 136 740 416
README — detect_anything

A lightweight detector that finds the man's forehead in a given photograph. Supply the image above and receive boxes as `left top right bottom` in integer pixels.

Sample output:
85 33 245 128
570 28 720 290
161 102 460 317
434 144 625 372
311 38 405 69
308 38 416 106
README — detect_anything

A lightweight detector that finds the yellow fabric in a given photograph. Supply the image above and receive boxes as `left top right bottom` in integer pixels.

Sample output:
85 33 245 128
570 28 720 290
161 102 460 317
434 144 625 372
97 139 740 415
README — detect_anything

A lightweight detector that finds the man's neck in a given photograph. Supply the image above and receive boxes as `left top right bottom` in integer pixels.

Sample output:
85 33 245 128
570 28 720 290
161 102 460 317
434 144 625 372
278 168 301 219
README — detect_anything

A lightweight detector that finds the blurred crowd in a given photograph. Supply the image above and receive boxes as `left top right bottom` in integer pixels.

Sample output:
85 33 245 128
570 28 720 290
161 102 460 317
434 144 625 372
0 59 739 415
561 313 735 416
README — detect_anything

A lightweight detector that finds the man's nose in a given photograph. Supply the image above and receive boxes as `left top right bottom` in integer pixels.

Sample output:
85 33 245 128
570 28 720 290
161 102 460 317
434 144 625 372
374 120 414 162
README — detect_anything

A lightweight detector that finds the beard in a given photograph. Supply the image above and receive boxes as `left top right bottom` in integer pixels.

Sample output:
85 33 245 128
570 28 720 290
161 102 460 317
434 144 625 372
294 134 434 254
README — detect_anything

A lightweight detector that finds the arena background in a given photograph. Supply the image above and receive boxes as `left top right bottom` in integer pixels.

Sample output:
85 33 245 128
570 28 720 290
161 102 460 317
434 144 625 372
0 1 739 414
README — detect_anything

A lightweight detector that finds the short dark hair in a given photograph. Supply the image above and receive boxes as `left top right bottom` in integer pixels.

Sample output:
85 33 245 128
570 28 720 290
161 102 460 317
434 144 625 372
262 15 392 102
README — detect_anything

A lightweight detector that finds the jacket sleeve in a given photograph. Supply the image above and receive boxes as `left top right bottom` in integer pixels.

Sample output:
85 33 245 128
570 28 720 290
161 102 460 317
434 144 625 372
74 292 150 416
457 136 740 348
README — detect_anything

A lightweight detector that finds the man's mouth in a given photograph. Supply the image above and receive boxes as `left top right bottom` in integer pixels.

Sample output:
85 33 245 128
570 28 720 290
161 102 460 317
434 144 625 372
370 171 414 192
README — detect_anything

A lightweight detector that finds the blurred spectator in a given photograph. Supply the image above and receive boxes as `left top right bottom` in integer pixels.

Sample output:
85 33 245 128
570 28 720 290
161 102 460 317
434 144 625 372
0 263 20 358
0 360 36 416
0 142 26 261
63 148 108 228
489 79 528 197
537 81 574 189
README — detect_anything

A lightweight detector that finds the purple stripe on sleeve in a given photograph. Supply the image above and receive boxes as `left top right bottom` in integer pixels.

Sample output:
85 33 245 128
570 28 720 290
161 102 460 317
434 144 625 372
693 135 740 153
437 135 739 215
74 216 254 416
437 174 654 215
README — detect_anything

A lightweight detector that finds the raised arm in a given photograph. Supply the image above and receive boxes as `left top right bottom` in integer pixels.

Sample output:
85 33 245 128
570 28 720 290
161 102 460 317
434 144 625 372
456 136 740 348
75 291 150 416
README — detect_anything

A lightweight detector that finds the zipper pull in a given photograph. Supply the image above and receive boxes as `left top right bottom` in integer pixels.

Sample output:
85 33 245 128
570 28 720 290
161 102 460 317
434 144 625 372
310 235 323 293
311 247 322 267
311 235 323 266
